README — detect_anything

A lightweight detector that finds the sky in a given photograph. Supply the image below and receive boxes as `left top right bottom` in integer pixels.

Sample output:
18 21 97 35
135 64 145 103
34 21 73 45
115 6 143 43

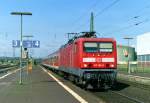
0 0 150 58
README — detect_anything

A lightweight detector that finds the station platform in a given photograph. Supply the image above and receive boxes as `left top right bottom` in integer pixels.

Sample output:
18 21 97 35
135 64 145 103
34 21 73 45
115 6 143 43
0 66 82 103
0 66 105 103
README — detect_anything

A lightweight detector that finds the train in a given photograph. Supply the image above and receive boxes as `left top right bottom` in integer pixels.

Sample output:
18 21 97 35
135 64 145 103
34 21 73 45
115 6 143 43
42 32 117 89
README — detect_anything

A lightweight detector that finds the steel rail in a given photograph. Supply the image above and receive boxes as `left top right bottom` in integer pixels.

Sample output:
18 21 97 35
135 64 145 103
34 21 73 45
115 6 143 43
0 66 17 73
111 91 145 103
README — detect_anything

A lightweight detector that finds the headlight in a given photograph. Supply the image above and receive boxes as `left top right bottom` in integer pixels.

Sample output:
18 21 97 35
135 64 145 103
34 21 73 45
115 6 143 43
84 64 88 67
110 64 114 67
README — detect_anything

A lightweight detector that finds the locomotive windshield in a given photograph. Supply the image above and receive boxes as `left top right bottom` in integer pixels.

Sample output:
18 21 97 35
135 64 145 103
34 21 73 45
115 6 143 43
84 42 113 52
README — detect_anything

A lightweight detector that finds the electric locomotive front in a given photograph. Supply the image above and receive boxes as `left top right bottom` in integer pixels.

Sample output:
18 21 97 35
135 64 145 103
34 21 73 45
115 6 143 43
78 38 117 88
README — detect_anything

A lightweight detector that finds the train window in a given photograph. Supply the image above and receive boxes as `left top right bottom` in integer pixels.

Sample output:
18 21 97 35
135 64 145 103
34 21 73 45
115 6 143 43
84 42 98 52
99 42 113 52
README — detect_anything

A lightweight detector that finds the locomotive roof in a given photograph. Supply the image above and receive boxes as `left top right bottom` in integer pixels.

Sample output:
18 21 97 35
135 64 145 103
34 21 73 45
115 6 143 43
76 37 116 42
60 37 116 49
60 32 116 49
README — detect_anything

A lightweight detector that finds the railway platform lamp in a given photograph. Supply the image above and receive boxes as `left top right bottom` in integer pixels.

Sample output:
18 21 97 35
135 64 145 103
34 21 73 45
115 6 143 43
11 12 32 85
123 37 133 74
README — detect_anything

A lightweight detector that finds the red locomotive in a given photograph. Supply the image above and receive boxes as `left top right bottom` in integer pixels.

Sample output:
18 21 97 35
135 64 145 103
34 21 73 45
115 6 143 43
43 32 117 89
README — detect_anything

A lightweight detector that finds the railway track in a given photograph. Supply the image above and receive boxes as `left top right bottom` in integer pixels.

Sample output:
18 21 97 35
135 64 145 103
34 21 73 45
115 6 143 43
117 79 150 91
91 89 147 103
90 80 150 103
111 91 144 103
0 66 18 74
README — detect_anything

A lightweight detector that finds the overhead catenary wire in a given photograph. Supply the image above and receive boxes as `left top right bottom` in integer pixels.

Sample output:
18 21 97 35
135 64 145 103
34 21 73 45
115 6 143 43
71 0 101 29
95 0 120 17
98 2 150 36
106 3 150 34
103 19 150 35
73 0 150 36
119 3 150 24
70 0 102 33
72 0 121 32
133 3 150 19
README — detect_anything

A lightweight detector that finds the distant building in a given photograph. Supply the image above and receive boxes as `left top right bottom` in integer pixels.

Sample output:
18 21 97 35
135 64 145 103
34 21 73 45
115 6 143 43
117 45 136 64
137 32 150 67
